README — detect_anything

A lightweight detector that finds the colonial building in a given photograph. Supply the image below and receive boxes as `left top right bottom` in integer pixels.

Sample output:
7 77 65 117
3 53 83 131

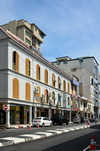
0 28 80 128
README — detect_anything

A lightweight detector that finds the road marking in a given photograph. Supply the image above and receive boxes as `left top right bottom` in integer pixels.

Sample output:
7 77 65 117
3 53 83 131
1 137 25 144
20 134 42 140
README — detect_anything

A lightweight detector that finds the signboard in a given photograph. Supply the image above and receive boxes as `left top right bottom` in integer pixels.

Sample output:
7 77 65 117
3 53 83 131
72 80 80 87
3 105 9 110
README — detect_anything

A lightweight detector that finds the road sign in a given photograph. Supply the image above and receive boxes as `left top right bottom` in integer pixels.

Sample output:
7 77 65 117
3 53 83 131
3 105 9 110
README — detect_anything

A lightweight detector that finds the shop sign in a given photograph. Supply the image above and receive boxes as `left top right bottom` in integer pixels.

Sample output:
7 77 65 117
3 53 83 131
72 80 80 87
3 104 9 110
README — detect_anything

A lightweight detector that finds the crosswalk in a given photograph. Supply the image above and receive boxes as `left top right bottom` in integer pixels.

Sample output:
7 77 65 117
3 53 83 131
0 124 95 147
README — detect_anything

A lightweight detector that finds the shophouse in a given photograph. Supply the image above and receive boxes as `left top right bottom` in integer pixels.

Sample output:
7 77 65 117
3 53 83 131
52 56 100 120
0 28 80 128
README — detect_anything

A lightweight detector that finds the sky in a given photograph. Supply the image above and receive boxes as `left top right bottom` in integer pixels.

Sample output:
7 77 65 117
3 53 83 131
0 0 100 68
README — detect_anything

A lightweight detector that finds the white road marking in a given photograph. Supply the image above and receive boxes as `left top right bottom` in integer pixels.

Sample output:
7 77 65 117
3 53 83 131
1 137 25 144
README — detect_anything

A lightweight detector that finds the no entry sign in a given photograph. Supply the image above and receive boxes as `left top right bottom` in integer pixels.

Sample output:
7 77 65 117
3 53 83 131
3 105 9 110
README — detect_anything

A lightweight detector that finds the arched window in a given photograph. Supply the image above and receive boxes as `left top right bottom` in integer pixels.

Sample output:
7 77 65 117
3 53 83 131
63 80 66 91
52 73 56 87
58 77 61 89
36 64 41 80
13 78 19 98
52 92 55 104
25 58 31 76
58 94 61 102
12 51 19 71
68 97 70 108
25 83 31 100
44 69 48 84
68 82 70 93
44 89 48 103
35 86 41 102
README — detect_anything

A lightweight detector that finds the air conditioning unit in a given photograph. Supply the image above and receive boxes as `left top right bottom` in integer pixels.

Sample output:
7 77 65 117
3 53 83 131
35 88 39 93
49 100 54 105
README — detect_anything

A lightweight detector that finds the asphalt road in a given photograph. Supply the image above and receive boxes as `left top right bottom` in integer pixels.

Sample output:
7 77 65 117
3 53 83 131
0 124 100 151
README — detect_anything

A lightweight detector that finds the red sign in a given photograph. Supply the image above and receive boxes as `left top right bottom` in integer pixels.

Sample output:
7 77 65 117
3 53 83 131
3 105 8 110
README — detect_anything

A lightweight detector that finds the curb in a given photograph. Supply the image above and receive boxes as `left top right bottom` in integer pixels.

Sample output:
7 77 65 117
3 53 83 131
0 123 100 147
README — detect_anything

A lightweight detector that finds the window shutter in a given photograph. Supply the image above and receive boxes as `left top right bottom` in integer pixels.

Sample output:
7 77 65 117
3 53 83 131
16 52 19 72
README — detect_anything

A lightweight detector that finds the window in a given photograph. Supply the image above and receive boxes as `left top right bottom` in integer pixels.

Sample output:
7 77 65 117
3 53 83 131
36 64 41 80
58 94 61 102
25 83 31 100
58 77 61 89
12 51 19 71
57 61 60 65
36 86 41 102
63 61 67 64
44 89 48 103
13 78 19 98
25 58 31 76
63 80 66 91
25 38 31 45
68 82 70 93
25 31 31 38
52 73 56 87
44 69 48 84
52 92 55 104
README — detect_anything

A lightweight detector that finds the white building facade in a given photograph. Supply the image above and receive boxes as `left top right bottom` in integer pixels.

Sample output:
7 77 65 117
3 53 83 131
0 28 77 128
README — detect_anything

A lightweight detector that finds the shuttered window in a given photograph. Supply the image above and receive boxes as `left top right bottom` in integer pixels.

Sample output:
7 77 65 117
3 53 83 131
12 51 19 72
13 78 19 98
68 82 70 93
63 80 66 91
25 58 31 76
36 64 40 80
25 83 31 100
52 73 55 87
44 69 48 84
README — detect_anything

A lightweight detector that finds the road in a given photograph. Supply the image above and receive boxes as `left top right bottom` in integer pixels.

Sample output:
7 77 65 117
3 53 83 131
0 123 100 151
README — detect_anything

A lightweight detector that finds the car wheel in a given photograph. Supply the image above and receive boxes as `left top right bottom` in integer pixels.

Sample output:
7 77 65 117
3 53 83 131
42 123 45 127
59 121 62 125
66 122 68 125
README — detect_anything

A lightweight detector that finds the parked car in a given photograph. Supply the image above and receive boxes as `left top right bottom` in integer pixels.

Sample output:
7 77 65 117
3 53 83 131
33 117 53 127
80 117 88 123
73 117 81 124
51 114 69 125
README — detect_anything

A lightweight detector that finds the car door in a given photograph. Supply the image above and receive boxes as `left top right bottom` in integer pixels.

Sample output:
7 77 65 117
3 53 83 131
43 117 48 126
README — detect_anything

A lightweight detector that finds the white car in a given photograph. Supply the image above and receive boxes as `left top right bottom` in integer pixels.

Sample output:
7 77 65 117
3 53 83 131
33 117 53 127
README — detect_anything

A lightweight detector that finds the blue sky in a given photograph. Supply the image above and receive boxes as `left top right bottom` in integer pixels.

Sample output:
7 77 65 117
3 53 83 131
0 0 100 67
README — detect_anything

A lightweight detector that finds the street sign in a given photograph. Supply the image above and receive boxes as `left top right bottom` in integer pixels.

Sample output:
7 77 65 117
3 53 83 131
3 105 9 110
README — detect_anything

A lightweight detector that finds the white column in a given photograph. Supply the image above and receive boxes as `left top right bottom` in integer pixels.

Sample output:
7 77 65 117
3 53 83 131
34 106 37 118
29 106 32 125
48 108 51 119
6 104 10 127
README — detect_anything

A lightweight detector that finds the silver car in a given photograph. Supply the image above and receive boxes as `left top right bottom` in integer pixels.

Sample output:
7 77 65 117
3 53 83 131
33 117 53 127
